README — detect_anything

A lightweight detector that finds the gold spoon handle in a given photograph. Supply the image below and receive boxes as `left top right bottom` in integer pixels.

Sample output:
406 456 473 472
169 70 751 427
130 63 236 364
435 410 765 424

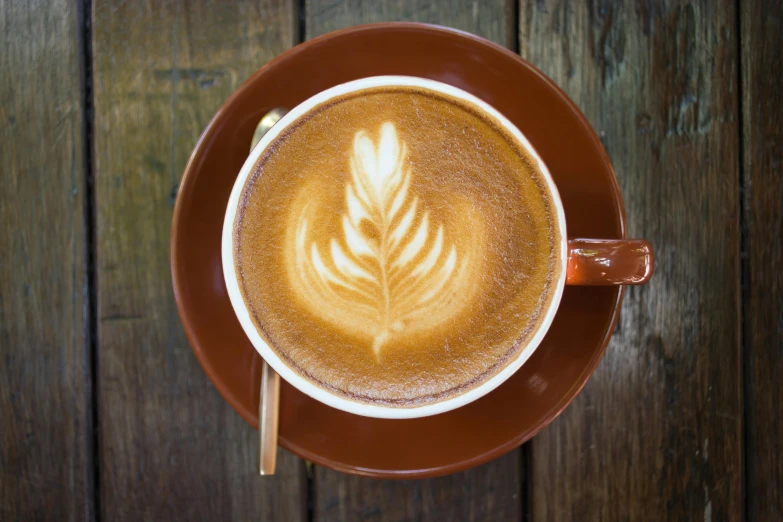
252 108 289 151
259 360 280 475
251 107 287 476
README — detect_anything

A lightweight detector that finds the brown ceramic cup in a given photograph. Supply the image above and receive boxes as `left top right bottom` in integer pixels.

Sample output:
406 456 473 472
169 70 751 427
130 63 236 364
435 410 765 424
221 76 654 419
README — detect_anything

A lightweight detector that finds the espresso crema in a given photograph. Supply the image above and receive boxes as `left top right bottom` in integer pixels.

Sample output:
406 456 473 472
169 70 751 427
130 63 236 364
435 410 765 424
234 85 561 406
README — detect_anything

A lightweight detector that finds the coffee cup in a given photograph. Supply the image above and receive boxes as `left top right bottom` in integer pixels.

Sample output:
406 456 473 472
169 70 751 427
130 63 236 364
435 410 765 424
222 76 653 419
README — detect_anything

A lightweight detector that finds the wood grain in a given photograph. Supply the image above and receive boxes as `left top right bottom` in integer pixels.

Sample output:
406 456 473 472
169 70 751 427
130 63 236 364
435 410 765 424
91 1 305 520
306 0 513 47
305 2 521 521
519 1 742 520
741 1 783 520
314 458 522 522
0 1 92 521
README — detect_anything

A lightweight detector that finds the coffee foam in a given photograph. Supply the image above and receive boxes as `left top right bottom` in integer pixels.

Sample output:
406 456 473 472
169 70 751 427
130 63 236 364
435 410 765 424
235 86 560 406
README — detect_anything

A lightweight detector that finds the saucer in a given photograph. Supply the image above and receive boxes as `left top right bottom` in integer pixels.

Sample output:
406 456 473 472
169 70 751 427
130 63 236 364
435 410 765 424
171 23 625 478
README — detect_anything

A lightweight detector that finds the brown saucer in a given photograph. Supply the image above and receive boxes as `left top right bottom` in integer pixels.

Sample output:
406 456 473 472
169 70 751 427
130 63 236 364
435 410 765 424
171 23 625 478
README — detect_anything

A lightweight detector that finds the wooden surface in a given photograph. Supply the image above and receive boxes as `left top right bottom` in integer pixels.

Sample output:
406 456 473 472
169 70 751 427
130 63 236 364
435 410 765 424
741 1 783 521
91 1 305 520
1 0 781 521
0 1 93 521
306 0 513 47
519 2 743 521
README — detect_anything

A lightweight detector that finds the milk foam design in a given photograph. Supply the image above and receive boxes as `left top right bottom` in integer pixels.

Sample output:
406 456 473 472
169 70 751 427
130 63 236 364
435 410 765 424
291 123 480 356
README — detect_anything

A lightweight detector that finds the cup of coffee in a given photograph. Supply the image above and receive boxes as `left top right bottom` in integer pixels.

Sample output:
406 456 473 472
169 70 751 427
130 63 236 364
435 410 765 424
222 76 653 419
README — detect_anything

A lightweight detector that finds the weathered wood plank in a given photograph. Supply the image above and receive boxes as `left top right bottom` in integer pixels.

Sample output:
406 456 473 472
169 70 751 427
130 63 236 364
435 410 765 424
306 0 512 47
315 458 522 522
0 1 92 520
741 1 783 520
520 2 742 520
305 3 522 521
92 1 305 519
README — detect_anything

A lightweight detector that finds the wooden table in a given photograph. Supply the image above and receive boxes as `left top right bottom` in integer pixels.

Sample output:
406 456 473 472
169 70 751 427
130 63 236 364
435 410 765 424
2 1 781 520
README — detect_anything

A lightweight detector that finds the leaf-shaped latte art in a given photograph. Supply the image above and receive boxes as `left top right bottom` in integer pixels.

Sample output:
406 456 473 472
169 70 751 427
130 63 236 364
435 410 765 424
290 123 482 356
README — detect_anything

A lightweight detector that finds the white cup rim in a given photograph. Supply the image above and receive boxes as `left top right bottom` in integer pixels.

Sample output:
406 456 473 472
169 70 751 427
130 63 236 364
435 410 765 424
222 76 568 419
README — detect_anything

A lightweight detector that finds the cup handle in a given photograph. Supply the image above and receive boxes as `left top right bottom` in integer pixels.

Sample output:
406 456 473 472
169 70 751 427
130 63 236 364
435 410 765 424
566 239 654 285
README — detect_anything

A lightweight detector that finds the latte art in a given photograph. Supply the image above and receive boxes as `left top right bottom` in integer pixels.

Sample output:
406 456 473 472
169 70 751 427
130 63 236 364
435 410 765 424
233 85 561 406
290 123 482 355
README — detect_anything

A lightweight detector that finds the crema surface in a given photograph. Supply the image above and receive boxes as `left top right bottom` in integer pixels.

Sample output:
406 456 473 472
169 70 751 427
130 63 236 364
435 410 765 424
234 86 560 406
